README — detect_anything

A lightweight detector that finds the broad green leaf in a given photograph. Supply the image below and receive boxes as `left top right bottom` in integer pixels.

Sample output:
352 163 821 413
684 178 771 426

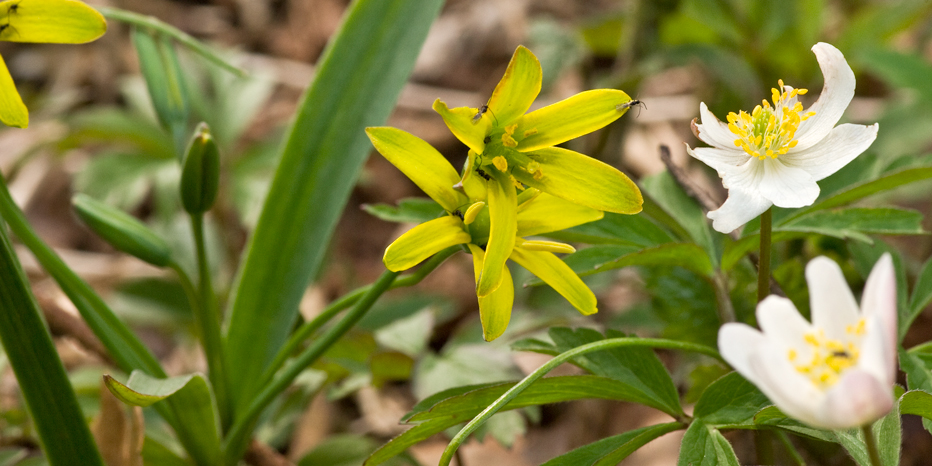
521 327 683 416
142 436 191 466
785 164 932 223
0 0 106 44
753 406 836 443
900 349 932 434
0 216 104 465
365 417 462 466
565 242 714 279
540 422 684 466
544 211 674 247
559 244 641 275
899 390 932 421
105 371 220 466
132 28 189 154
875 398 902 466
693 372 770 426
407 375 662 423
860 48 932 102
677 420 739 466
67 108 178 160
300 434 405 466
362 198 444 224
640 171 718 267
223 0 444 419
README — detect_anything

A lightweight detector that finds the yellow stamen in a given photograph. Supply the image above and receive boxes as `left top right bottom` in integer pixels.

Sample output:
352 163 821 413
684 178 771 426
515 239 576 254
493 156 508 172
727 79 813 160
463 202 485 225
791 322 864 390
502 124 518 147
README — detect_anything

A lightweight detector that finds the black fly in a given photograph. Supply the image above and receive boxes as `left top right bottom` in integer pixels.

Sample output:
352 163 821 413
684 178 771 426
476 168 491 180
616 99 646 117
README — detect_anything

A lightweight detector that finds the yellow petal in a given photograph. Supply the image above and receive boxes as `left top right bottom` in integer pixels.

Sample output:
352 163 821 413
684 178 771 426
366 127 468 212
486 45 542 124
516 192 603 236
476 172 517 297
432 99 488 155
383 216 470 272
468 244 513 341
514 90 632 152
0 54 27 127
512 147 643 214
0 0 106 44
509 246 597 315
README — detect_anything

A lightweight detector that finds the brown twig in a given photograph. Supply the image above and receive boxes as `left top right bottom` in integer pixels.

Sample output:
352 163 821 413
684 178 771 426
35 289 114 365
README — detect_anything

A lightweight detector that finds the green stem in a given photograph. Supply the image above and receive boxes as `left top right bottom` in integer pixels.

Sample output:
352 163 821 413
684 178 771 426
98 7 247 78
187 214 231 430
907 340 932 354
862 423 883 466
222 269 401 465
438 338 722 466
757 207 772 303
260 247 458 385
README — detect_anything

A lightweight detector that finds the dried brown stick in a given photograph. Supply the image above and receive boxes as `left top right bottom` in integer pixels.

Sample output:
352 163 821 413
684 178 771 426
244 440 297 466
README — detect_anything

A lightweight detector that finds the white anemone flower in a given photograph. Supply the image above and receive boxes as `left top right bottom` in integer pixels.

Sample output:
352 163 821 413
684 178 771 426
719 254 897 430
687 42 879 233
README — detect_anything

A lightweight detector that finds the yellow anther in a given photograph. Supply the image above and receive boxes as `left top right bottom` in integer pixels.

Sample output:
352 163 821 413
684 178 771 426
533 169 544 180
493 156 508 172
463 202 486 224
729 79 816 160
788 349 797 361
523 128 538 138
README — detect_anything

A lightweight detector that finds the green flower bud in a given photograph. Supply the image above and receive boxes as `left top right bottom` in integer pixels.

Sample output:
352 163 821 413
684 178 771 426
72 194 172 267
180 123 220 214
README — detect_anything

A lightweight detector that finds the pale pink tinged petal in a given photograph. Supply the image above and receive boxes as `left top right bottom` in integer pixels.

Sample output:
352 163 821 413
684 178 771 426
718 323 767 382
858 314 896 387
817 370 893 429
781 123 879 181
686 145 749 175
860 253 898 382
748 345 825 425
757 159 819 208
792 43 856 151
696 102 738 148
806 256 860 339
756 296 812 348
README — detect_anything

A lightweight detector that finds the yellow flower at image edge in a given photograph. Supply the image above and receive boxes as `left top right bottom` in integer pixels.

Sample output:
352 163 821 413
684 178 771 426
367 127 602 341
686 42 878 233
0 0 107 128
719 254 897 429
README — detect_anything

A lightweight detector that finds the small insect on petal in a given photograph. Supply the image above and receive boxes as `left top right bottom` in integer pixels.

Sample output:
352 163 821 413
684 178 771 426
616 99 646 117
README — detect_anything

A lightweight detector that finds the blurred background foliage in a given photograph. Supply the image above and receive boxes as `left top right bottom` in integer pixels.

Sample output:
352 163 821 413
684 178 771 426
1 0 932 464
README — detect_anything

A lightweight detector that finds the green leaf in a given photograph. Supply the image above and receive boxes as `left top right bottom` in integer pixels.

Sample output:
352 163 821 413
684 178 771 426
693 372 770 426
142 436 191 466
724 207 926 271
875 398 902 466
860 48 932 102
365 417 462 466
72 193 173 267
223 0 444 419
407 375 666 423
104 371 221 466
677 420 740 466
540 422 684 466
900 349 932 434
640 171 719 267
753 406 836 443
132 27 189 155
520 327 683 417
361 198 445 224
67 108 177 160
0 215 104 465
300 434 405 466
565 242 714 279
544 211 674 247
786 164 932 223
900 390 932 421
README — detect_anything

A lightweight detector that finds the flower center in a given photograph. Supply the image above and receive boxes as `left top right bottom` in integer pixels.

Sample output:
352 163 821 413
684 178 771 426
788 318 866 389
727 80 815 160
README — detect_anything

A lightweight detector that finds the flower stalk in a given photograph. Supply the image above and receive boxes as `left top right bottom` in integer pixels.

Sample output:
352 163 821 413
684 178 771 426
758 207 772 303
862 423 883 466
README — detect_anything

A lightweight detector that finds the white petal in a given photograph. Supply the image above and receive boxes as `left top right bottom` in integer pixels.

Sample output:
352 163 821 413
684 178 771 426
860 253 897 383
756 296 811 347
749 342 824 425
792 43 856 151
696 102 738 148
686 145 748 175
718 323 767 382
782 123 879 181
756 159 819 208
707 184 772 233
858 313 895 387
806 256 860 340
817 370 893 429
